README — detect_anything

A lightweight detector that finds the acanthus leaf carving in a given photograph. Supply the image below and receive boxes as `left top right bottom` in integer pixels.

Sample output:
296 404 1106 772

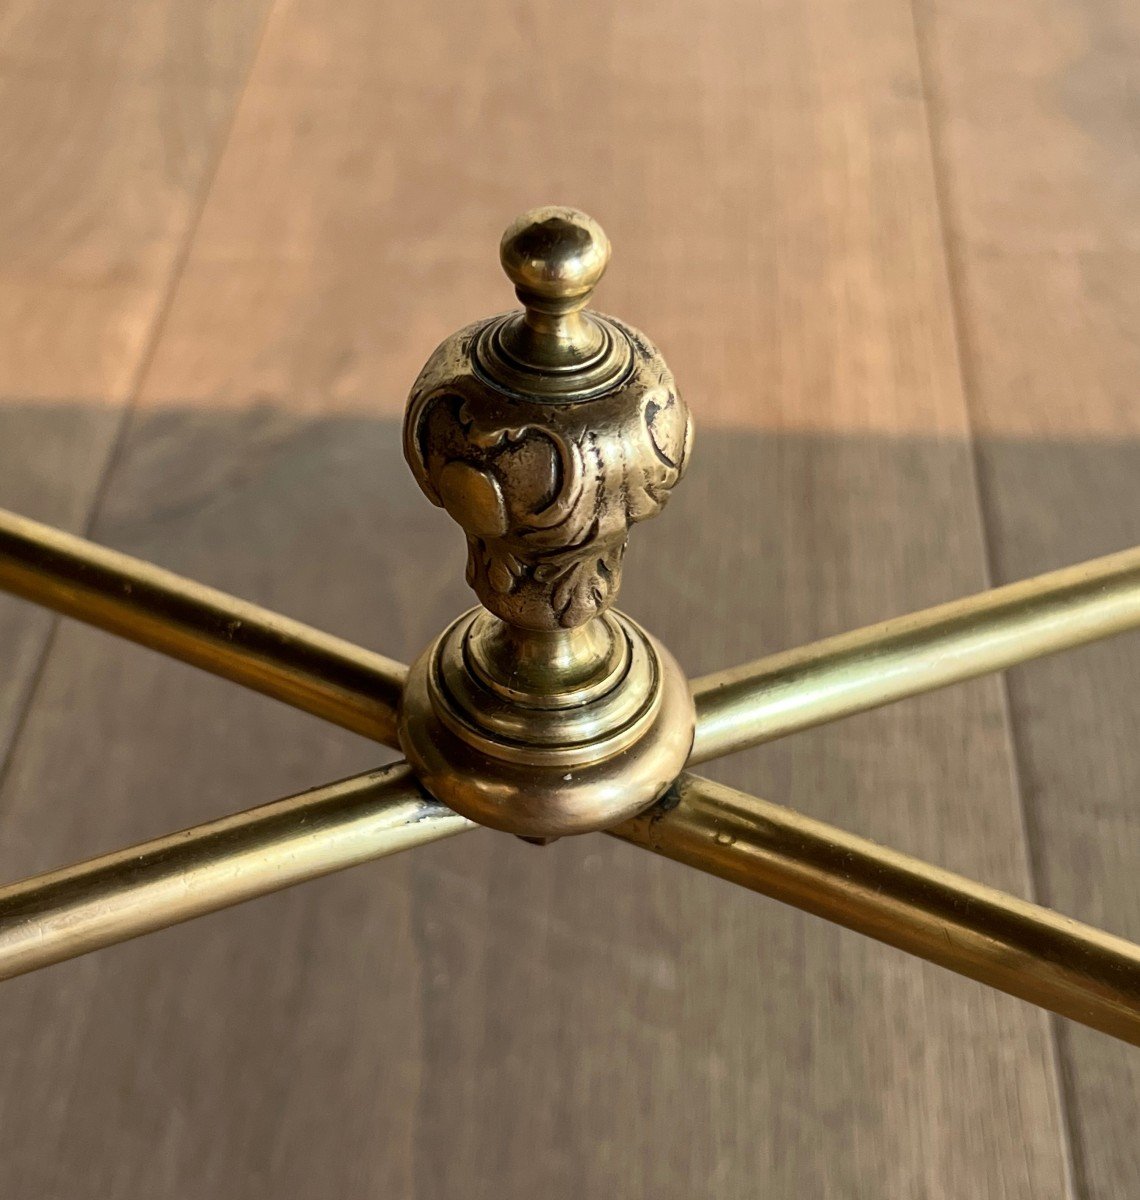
403 316 691 630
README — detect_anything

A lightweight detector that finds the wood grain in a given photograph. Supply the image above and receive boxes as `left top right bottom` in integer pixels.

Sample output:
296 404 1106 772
0 418 1068 1199
913 1 1140 1194
0 404 121 765
137 0 968 437
0 0 273 402
0 0 275 828
3 0 1137 1193
0 0 269 79
0 0 1087 1194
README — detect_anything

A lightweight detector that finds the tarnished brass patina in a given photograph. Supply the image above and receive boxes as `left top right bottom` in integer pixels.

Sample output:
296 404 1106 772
398 208 696 836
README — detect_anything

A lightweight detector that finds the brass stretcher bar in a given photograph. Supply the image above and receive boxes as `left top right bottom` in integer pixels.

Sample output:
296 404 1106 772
690 544 1140 763
611 776 1140 1045
5 508 1139 769
0 507 408 746
0 514 1138 1040
0 763 473 980
0 753 1136 1043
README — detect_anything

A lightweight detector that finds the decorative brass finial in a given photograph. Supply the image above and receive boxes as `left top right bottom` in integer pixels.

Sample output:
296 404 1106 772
398 207 695 838
472 206 633 399
495 207 612 373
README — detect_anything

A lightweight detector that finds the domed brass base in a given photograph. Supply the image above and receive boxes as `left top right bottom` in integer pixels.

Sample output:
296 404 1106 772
398 609 695 838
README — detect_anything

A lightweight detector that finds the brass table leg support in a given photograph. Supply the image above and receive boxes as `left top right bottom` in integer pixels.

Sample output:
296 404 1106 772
5 761 1139 1052
0 763 473 981
612 775 1140 1045
0 205 1137 1057
691 544 1140 764
0 507 407 747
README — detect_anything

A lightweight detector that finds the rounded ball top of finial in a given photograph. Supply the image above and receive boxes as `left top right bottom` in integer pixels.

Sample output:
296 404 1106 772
500 207 610 314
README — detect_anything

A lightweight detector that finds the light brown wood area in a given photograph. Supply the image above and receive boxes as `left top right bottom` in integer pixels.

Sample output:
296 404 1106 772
0 1 1136 1197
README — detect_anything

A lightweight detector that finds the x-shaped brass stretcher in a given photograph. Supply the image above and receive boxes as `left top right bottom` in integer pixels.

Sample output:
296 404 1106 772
1 209 1137 1049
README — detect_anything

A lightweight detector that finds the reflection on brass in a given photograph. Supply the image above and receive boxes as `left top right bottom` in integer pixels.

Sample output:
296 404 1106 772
691 544 1140 764
0 763 474 981
0 507 407 747
612 775 1140 1045
399 208 696 836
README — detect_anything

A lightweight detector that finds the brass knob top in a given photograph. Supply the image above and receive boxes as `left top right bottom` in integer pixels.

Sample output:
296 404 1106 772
499 207 611 318
487 207 620 383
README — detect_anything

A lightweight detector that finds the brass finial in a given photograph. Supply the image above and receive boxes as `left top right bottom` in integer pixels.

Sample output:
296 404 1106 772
398 208 695 838
496 207 611 371
475 206 632 398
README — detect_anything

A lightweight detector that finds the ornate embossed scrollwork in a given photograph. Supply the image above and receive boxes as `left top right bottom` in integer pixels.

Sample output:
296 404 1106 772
404 317 692 630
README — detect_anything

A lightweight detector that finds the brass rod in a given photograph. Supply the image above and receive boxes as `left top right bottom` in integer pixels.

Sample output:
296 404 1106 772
611 775 1140 1045
6 506 1139 770
0 508 407 747
3 507 1139 1031
0 763 474 980
690 545 1140 764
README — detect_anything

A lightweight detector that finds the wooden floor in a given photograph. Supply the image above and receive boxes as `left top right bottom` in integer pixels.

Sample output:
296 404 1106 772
0 1 1136 1195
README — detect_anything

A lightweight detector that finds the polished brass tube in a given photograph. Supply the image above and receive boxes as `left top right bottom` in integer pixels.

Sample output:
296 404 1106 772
690 545 1140 764
0 763 474 980
0 508 407 747
611 775 1140 1044
5 508 1140 1033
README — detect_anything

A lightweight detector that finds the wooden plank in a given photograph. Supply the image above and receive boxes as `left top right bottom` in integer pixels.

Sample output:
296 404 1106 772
0 411 452 1198
0 0 272 809
0 0 270 79
0 0 1078 1195
137 0 970 440
0 69 233 402
912 2 1140 1195
0 0 272 402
